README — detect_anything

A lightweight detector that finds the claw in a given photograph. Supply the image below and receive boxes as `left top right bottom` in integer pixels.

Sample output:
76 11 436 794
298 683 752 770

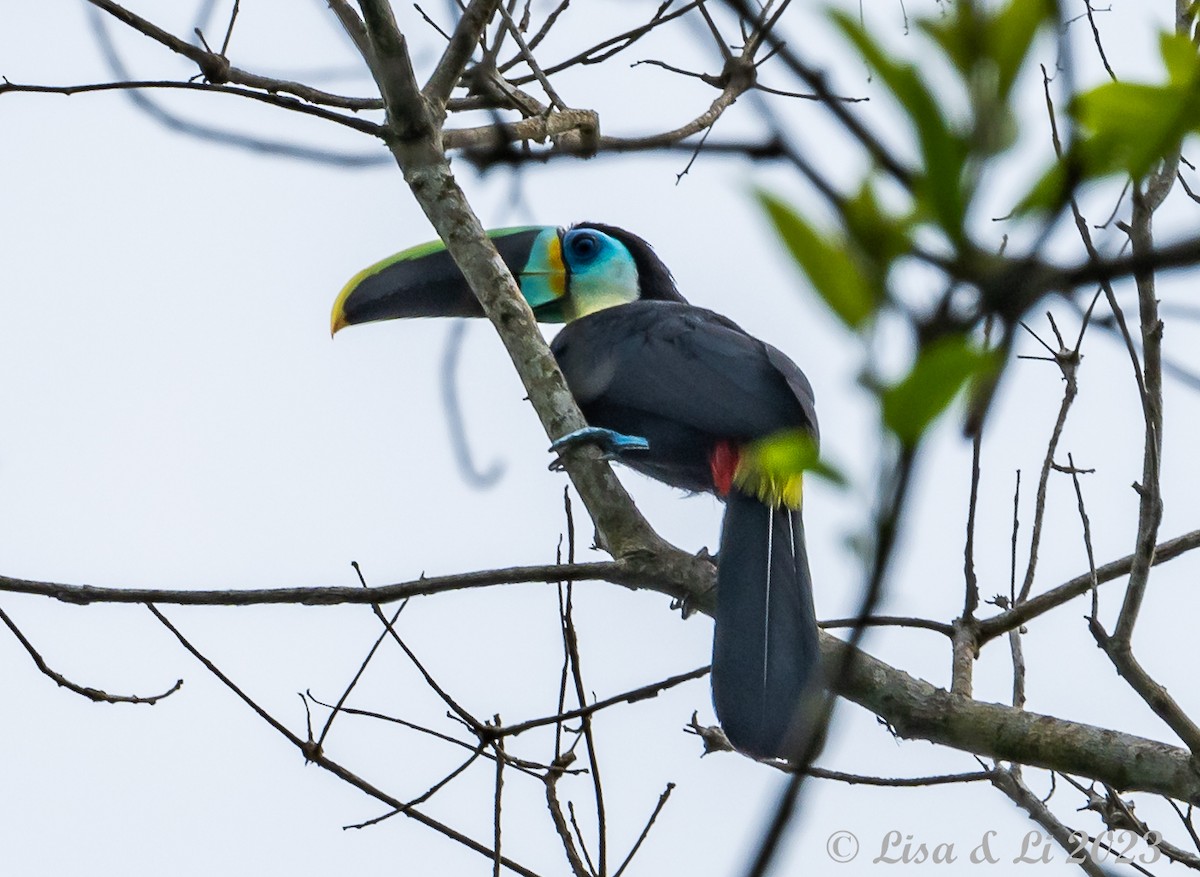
548 426 650 471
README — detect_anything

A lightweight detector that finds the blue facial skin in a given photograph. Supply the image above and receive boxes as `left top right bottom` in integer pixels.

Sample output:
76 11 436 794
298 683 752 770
559 228 640 318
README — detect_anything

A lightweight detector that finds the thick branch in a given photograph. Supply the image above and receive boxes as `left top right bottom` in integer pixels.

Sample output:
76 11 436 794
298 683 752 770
5 552 1200 798
357 0 434 142
834 636 1200 803
396 159 681 561
351 0 677 563
442 109 598 152
0 562 630 606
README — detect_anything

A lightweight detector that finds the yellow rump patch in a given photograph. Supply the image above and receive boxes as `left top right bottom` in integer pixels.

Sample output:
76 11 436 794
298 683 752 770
733 429 818 510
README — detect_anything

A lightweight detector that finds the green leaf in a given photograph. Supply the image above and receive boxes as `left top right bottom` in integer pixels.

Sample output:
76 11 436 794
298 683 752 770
842 180 912 270
808 457 850 488
832 11 969 238
750 430 849 488
1075 82 1192 178
1160 30 1200 84
991 0 1055 99
1068 32 1200 180
881 335 995 446
757 190 879 330
919 0 1051 99
1021 35 1200 212
1013 161 1066 215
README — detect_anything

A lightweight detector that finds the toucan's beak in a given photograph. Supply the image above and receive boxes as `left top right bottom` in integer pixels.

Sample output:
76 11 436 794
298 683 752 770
331 226 567 335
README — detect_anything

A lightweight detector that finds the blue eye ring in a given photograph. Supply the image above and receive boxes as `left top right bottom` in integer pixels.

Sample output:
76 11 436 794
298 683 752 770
566 231 601 263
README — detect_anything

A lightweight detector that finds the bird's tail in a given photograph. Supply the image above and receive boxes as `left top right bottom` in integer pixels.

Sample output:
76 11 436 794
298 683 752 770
711 488 821 760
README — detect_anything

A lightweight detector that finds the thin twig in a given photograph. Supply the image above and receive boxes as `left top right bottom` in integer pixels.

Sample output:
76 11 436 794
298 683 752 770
819 615 952 636
146 604 542 876
493 724 505 877
366 594 487 735
0 605 182 704
807 767 995 787
497 666 709 738
612 783 675 877
991 767 1109 877
85 0 382 109
1017 315 1081 604
318 562 409 747
545 755 592 877
0 561 627 606
978 528 1200 642
0 79 383 133
560 499 607 876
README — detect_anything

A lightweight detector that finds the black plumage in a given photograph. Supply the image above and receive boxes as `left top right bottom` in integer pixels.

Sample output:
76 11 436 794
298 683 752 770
551 299 821 759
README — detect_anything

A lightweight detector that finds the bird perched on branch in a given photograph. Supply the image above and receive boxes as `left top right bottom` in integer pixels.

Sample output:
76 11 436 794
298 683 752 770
332 223 821 761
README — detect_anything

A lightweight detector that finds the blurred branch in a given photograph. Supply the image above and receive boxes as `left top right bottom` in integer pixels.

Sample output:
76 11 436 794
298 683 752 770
440 322 507 489
748 446 919 877
81 3 388 166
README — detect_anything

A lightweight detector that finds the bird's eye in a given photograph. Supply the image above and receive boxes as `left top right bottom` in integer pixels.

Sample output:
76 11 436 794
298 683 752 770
568 232 601 262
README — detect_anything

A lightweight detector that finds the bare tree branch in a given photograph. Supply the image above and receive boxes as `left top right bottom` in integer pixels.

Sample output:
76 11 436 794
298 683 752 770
85 0 379 109
977 528 1200 642
0 78 383 134
146 604 545 877
0 604 182 704
424 0 501 105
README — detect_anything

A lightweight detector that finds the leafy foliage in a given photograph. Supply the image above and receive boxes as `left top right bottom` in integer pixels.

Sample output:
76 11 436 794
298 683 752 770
757 190 881 330
757 0 1200 446
881 335 997 447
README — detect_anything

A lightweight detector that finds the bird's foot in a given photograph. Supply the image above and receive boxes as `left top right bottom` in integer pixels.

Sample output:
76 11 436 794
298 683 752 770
548 427 649 471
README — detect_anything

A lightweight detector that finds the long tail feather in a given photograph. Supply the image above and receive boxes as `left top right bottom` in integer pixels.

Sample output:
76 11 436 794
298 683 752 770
711 489 820 760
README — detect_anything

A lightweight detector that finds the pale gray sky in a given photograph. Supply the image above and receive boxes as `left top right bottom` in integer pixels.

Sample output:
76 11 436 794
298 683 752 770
2 2 1197 874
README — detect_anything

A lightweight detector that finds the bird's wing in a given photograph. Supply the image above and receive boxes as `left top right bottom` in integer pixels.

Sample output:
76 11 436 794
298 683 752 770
551 301 817 440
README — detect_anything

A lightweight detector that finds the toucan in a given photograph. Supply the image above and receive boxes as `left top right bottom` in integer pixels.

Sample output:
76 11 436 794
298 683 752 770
331 224 821 761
